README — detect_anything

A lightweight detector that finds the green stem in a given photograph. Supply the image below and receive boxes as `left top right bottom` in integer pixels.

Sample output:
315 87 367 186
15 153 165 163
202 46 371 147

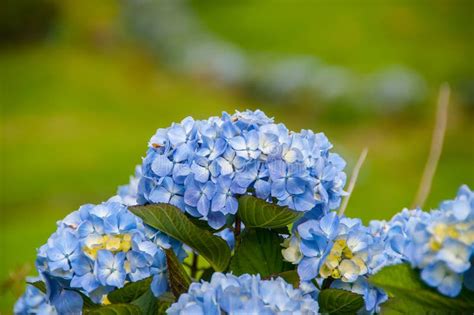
234 215 242 249
190 252 198 279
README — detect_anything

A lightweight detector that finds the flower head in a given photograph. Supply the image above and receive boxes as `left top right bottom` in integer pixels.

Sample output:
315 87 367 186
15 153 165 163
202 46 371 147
402 185 474 297
289 212 379 284
166 273 319 315
36 201 184 305
139 110 346 229
14 283 57 315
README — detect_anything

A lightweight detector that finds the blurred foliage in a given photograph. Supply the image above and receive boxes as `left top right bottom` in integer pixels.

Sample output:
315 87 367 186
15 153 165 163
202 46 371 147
0 0 59 46
0 0 473 311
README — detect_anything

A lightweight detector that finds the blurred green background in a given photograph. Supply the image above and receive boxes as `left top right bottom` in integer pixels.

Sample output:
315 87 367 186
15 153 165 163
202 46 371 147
1 0 473 310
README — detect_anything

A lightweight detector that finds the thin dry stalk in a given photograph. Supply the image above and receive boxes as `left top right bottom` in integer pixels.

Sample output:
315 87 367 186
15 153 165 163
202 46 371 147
338 148 368 216
412 83 450 208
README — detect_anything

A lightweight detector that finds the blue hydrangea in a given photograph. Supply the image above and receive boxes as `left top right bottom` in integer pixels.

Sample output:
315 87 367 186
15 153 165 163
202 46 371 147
365 185 473 298
166 273 319 314
283 212 389 313
368 208 430 267
285 212 381 283
403 185 474 297
36 201 185 310
14 283 56 315
138 110 346 229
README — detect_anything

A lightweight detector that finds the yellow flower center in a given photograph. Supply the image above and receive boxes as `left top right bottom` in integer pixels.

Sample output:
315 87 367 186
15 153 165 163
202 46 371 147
429 222 467 251
319 239 361 280
83 234 132 259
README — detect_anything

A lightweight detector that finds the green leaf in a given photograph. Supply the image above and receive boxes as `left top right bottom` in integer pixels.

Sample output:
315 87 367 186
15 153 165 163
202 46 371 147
238 195 303 229
318 288 364 315
129 204 231 271
107 277 152 303
229 228 292 277
28 280 46 293
378 298 432 315
273 270 300 288
84 304 141 315
199 267 215 282
165 248 191 298
129 290 174 315
369 263 474 313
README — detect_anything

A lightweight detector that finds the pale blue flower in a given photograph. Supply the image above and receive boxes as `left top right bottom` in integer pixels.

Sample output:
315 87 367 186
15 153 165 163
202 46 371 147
166 273 319 315
228 130 260 160
14 283 57 315
43 273 83 314
95 250 127 288
184 176 216 217
149 176 185 209
268 160 316 211
421 262 463 297
45 230 80 274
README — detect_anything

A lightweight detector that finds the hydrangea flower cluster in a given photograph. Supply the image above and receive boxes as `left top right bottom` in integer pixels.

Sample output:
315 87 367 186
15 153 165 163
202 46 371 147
138 110 346 228
282 212 389 313
14 284 56 315
284 212 382 283
35 201 184 307
166 272 319 314
368 208 431 266
403 185 474 297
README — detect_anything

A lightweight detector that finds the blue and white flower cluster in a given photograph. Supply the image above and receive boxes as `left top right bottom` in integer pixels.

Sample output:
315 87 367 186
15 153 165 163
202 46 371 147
368 208 431 266
367 185 474 297
403 185 474 297
166 272 319 315
285 212 381 283
35 201 184 307
14 284 56 315
138 110 346 229
282 212 389 313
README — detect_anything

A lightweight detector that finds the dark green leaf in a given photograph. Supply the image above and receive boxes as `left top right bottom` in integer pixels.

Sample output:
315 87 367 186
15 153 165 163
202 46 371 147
369 263 474 313
238 195 303 229
229 228 292 277
130 204 231 271
263 270 300 288
108 277 152 304
129 289 158 315
199 267 215 282
318 288 364 315
271 270 300 288
128 290 174 315
379 298 432 315
28 281 46 293
165 249 191 298
84 304 141 315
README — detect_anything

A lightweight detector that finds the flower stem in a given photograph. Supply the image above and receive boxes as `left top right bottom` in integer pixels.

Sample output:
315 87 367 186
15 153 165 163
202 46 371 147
190 252 198 279
234 215 242 249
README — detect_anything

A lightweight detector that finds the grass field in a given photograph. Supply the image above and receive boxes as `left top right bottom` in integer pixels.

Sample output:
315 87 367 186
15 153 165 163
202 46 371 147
1 0 473 311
